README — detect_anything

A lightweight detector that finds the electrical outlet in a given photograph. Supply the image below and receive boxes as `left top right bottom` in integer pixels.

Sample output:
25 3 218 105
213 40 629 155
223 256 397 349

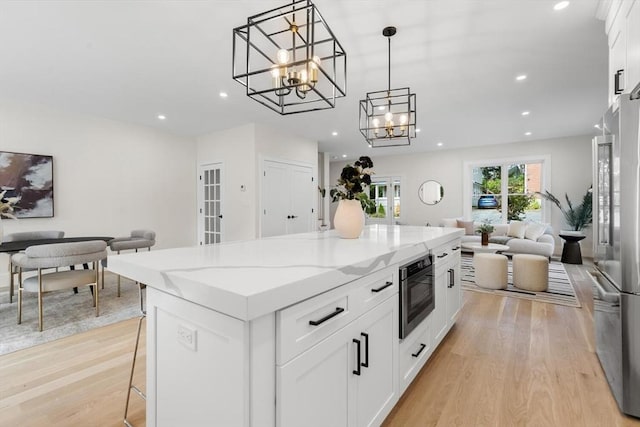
177 324 197 351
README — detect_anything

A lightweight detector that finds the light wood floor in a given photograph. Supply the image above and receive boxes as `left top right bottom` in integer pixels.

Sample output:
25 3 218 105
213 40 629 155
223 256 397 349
1 264 639 426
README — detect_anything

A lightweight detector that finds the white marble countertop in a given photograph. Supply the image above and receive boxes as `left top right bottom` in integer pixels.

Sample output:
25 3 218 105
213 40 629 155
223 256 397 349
108 225 463 321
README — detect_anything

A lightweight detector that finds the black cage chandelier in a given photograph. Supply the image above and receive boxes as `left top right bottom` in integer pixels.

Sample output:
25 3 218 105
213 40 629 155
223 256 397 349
232 0 347 115
359 27 417 147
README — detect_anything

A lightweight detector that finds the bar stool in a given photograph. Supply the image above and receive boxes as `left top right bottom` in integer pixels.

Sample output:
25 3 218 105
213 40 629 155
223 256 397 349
124 281 146 427
102 230 155 296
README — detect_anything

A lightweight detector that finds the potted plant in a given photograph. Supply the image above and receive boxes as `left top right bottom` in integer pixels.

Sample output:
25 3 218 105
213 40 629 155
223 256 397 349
476 221 494 246
330 156 374 238
536 188 592 234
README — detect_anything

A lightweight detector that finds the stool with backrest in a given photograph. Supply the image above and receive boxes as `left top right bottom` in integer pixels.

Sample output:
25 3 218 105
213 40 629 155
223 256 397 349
103 229 155 297
5 230 65 303
11 240 107 332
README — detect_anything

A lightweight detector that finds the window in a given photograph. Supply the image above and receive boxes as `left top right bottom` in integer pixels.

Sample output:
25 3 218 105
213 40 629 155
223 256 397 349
465 157 548 224
368 176 402 224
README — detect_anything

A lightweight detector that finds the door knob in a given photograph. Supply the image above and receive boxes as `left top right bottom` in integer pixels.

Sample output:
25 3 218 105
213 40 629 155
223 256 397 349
218 215 223 219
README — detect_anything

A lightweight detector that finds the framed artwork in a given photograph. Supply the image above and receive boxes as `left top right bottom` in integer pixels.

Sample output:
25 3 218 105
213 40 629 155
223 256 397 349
0 151 54 218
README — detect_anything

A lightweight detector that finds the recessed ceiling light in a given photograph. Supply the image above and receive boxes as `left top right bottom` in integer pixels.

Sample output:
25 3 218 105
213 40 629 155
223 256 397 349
554 1 570 11
415 128 421 133
377 106 386 111
342 154 347 158
516 74 527 81
437 142 443 147
594 124 601 129
332 131 338 136
157 114 166 120
521 111 530 116
525 131 532 136
219 92 228 98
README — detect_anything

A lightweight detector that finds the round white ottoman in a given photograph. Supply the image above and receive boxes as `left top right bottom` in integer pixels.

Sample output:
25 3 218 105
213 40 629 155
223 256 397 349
473 253 508 290
512 254 549 292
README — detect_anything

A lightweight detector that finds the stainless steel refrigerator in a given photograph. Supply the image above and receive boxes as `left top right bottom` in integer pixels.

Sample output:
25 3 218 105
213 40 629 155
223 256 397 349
591 88 640 418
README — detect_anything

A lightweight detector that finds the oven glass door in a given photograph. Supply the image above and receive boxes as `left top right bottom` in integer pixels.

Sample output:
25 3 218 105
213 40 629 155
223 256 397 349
406 267 434 324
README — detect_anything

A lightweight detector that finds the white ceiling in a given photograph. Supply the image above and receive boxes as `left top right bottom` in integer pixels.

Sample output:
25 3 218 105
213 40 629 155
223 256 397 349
0 0 608 159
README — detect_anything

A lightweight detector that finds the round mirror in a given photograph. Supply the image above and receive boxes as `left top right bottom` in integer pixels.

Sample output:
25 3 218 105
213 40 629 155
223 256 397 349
419 180 444 205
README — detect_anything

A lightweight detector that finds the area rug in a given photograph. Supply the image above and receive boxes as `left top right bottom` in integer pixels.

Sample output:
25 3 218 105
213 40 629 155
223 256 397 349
0 272 142 355
460 255 581 307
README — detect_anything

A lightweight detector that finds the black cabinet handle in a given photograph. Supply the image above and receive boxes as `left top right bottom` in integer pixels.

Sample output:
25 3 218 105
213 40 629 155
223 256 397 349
412 343 427 358
437 253 448 258
371 281 394 293
353 338 361 375
308 307 344 326
615 69 624 95
361 332 369 368
448 268 455 288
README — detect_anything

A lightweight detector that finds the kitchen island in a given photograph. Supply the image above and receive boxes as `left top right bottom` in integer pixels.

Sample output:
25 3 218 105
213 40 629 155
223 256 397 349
109 225 463 427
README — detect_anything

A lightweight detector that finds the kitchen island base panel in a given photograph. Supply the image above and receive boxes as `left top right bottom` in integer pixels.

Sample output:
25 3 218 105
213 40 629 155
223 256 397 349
147 288 276 427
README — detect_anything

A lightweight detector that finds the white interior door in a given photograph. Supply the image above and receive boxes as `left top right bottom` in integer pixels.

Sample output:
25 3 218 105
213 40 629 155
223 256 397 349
288 165 313 234
262 161 290 238
262 160 314 237
199 163 223 245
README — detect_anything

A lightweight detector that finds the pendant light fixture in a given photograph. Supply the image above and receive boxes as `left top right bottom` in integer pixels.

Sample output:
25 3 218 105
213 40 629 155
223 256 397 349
359 26 417 147
232 0 347 115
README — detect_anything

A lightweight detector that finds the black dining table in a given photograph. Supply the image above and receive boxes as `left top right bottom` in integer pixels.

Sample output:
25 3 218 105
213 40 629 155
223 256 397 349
0 236 114 253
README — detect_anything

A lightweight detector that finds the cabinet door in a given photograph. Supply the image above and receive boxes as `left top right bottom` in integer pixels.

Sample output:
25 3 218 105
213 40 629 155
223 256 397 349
446 257 462 325
354 297 398 427
277 321 356 427
627 1 640 90
432 268 448 346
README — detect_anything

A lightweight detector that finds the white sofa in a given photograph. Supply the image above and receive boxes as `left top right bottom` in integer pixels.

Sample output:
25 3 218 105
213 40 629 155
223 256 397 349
442 219 555 258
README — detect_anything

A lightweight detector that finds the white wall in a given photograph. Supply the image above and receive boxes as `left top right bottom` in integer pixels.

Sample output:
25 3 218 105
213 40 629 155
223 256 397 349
330 135 594 256
197 123 317 241
0 100 197 288
197 123 257 242
0 100 197 247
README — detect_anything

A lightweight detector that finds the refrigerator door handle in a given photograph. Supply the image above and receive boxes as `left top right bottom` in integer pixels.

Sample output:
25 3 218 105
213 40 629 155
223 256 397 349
589 271 620 304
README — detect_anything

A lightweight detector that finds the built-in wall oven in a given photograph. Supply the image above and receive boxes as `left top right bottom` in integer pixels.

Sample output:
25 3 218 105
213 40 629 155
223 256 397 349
399 255 435 339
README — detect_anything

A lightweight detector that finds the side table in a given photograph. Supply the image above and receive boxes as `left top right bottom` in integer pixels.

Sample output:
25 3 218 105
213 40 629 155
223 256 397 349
559 233 586 264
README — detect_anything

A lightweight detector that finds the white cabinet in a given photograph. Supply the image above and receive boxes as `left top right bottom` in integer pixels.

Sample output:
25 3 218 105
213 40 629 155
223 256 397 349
431 240 462 347
626 1 640 91
446 255 462 326
398 316 431 392
277 280 398 427
261 159 314 237
605 0 640 104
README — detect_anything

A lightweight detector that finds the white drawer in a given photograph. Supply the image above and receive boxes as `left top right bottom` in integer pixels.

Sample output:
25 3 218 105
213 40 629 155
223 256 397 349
277 265 398 365
399 317 432 392
433 239 461 271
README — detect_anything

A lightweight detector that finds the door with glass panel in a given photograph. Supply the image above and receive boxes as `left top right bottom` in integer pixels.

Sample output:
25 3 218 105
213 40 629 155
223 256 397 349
367 177 402 225
199 163 223 245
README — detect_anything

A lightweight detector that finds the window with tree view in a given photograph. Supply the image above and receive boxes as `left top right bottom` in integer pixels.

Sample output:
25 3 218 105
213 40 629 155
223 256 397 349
471 162 543 224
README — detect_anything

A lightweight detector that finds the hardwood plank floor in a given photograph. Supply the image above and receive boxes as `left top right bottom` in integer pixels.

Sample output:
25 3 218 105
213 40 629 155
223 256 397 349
383 264 640 427
1 263 638 426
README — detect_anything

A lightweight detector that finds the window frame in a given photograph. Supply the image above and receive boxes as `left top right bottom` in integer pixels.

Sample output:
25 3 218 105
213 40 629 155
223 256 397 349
463 155 551 224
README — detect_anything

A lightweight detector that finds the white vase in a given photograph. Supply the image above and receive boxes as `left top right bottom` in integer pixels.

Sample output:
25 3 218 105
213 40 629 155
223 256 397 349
334 199 365 239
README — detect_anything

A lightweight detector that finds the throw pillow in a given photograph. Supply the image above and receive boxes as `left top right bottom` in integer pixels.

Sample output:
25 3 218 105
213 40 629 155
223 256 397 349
456 219 475 235
507 220 527 239
442 218 459 228
525 222 547 241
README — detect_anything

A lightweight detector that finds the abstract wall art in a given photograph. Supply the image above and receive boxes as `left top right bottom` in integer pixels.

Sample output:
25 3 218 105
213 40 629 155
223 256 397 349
0 151 54 218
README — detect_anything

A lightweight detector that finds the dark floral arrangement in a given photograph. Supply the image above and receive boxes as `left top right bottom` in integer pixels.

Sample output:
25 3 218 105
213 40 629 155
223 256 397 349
330 156 374 207
330 156 373 200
